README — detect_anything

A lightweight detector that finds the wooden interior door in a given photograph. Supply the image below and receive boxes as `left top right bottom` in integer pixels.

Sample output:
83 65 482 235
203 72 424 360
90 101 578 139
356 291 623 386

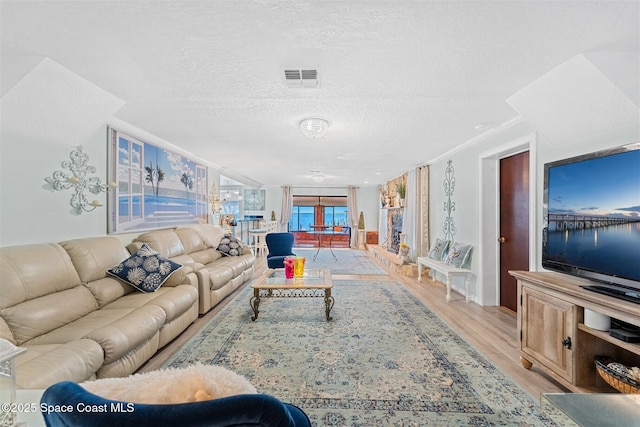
499 151 529 312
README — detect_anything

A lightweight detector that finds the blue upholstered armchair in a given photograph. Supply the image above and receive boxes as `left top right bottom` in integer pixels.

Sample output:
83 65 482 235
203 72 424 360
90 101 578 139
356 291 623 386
266 233 296 269
40 381 311 427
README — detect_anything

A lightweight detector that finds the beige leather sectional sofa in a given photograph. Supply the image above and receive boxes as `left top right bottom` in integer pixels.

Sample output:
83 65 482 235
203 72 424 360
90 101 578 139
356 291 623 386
131 225 255 314
0 224 254 389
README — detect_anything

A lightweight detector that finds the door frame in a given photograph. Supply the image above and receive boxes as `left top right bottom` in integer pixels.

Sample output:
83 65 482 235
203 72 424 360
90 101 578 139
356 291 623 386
478 132 537 306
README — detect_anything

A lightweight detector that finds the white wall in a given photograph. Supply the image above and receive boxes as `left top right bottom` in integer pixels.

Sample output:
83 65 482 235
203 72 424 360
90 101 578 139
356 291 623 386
0 58 380 247
0 59 222 247
427 51 639 305
429 121 639 304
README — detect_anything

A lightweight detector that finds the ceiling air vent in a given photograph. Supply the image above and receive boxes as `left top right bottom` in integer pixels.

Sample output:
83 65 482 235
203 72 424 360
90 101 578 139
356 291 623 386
284 69 318 88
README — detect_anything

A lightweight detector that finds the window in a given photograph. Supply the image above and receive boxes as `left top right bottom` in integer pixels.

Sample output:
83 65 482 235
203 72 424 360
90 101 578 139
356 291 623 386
289 195 348 231
323 206 348 226
289 205 315 231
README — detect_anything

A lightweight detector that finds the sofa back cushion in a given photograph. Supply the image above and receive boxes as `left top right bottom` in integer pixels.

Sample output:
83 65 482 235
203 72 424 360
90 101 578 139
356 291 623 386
175 228 206 254
178 224 225 249
61 237 131 283
175 225 226 265
0 243 98 344
60 237 136 307
0 244 82 307
134 229 185 258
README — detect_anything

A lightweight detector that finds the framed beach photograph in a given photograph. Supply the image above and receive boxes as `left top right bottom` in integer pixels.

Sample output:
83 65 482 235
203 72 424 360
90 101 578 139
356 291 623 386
107 127 208 234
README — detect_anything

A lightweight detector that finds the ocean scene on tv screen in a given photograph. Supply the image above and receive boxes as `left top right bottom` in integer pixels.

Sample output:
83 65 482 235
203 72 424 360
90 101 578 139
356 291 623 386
546 149 640 281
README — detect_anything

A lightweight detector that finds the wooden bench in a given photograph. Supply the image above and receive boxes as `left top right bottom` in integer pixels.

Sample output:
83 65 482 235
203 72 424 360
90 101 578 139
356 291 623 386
417 256 473 302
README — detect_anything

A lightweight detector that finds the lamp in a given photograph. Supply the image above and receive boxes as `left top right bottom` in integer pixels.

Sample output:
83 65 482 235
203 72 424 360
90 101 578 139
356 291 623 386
44 145 115 215
311 172 325 183
299 118 330 139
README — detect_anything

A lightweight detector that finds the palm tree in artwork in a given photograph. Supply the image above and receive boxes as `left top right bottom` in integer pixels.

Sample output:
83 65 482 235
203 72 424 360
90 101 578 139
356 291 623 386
145 162 165 196
181 172 193 197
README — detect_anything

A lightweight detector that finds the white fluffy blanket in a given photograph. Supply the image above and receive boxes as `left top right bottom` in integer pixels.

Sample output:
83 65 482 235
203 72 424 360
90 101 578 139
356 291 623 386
81 364 257 404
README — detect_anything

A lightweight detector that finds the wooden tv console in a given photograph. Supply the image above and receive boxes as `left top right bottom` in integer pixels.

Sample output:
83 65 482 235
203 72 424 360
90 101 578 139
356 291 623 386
509 271 640 393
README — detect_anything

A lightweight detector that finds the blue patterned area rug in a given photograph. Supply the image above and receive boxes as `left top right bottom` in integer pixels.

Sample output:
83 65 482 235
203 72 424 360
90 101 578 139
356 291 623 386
291 249 388 275
165 280 573 426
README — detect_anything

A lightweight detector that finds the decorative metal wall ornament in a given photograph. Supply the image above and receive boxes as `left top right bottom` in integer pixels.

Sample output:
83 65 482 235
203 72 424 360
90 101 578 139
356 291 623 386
44 145 114 215
443 160 456 240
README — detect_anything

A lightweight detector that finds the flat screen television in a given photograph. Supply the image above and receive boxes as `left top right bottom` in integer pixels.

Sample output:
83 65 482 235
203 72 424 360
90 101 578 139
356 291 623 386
542 142 640 304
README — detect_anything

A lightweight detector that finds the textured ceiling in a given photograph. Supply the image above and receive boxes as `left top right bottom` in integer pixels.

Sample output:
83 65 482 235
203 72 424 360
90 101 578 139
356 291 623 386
1 1 638 187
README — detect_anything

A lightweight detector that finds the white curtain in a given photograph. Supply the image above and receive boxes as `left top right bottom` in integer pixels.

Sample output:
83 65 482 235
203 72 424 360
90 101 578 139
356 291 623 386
401 169 417 261
279 186 293 232
347 186 359 248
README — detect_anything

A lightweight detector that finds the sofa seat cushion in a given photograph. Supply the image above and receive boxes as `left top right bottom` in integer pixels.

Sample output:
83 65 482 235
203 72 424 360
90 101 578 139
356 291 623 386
25 305 166 364
102 285 198 323
213 254 255 276
61 237 131 284
17 340 104 389
84 277 135 308
207 266 234 291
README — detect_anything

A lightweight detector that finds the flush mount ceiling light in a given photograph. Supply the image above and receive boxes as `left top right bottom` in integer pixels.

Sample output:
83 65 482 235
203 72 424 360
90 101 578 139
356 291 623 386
311 172 325 183
300 118 330 139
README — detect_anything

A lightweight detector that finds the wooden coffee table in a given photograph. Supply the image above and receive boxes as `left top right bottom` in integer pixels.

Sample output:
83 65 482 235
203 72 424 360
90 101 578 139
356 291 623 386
250 268 334 321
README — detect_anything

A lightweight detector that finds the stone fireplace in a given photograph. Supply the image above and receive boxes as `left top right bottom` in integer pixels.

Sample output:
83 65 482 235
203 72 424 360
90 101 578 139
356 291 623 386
387 209 403 254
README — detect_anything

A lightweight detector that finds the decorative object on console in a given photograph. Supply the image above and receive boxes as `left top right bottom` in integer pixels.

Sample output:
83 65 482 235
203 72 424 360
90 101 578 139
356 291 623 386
44 145 115 215
443 160 456 240
107 243 182 292
299 117 330 139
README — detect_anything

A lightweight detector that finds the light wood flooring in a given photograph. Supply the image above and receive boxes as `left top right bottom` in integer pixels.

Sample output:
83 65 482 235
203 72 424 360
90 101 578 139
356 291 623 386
139 248 569 399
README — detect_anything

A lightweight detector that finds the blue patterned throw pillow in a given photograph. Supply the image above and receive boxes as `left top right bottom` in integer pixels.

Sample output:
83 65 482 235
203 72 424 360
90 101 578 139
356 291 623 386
107 243 182 292
217 235 244 256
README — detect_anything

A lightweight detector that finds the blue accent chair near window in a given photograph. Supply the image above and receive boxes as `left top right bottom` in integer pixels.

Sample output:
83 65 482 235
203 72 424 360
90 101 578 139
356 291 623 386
40 381 312 427
266 233 296 269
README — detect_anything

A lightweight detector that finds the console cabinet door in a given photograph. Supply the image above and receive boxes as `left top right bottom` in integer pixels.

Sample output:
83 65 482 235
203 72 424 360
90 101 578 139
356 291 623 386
520 285 576 383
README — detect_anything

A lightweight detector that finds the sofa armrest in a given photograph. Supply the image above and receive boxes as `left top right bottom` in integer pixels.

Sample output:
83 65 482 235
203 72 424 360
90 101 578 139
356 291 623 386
194 268 211 314
161 262 204 288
